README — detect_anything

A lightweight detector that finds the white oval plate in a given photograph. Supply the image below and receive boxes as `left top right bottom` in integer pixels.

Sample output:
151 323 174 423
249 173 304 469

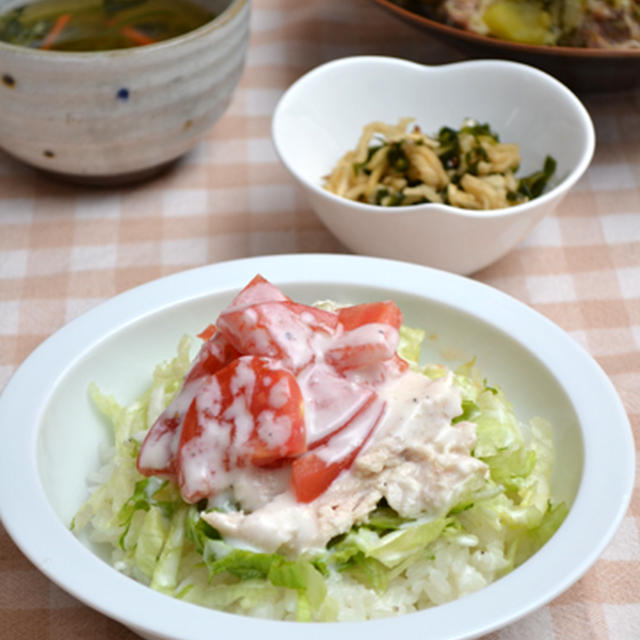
0 254 634 640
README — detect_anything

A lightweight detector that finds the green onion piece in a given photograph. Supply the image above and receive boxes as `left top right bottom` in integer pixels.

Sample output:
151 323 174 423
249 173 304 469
518 155 557 199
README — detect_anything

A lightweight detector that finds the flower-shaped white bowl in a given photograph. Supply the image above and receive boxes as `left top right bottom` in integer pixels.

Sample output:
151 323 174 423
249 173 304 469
0 0 249 183
0 254 634 640
272 57 595 275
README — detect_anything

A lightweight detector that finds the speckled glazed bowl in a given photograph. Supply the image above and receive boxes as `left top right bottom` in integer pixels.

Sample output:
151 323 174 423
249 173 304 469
0 0 249 183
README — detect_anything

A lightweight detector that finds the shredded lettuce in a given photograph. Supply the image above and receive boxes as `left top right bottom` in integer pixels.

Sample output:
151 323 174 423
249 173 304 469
328 516 449 570
313 345 567 596
397 325 426 364
448 359 565 571
72 325 567 621
72 337 332 620
150 507 188 593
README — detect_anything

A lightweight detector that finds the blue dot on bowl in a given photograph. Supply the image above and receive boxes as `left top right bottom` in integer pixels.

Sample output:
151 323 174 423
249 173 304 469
117 88 130 101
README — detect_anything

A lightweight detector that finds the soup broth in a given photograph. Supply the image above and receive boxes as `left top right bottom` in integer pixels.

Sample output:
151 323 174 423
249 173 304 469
0 0 216 51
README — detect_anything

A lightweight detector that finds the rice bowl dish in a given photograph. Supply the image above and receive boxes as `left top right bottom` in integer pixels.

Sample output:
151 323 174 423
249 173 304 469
71 275 566 622
0 255 633 640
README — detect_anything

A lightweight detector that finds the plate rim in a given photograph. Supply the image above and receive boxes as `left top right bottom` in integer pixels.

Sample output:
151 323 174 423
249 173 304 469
373 0 640 59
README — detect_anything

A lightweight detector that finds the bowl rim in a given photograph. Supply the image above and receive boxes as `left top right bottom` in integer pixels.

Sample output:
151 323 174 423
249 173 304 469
0 253 634 640
271 56 595 220
373 0 640 59
0 0 248 57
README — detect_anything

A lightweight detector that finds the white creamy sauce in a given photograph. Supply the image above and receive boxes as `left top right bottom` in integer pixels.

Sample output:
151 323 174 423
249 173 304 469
296 362 373 445
202 369 488 555
218 302 336 373
176 316 391 500
141 291 488 555
229 465 291 512
256 410 292 448
355 370 486 518
329 322 397 354
313 395 385 464
137 378 204 471
268 377 291 409
229 357 256 396
179 425 230 500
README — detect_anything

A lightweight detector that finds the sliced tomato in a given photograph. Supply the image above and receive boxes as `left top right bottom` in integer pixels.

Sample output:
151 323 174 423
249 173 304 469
326 301 403 370
197 323 217 341
176 356 306 503
246 359 306 466
337 301 403 332
137 409 184 479
291 394 385 503
184 332 240 384
296 362 377 447
175 396 222 503
343 353 410 389
137 373 212 480
225 274 290 311
217 300 339 371
137 333 239 479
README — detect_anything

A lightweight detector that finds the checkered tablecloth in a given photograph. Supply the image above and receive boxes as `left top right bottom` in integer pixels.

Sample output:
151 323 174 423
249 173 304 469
1 1 638 638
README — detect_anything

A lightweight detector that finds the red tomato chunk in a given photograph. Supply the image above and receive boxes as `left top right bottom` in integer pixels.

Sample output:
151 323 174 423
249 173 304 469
177 356 306 503
137 276 405 504
292 394 386 503
217 301 339 373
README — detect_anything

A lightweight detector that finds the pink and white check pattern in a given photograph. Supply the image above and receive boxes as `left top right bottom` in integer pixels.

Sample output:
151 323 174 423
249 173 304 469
0 1 638 638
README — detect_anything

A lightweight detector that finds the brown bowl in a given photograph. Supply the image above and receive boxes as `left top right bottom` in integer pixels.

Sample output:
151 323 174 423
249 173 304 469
374 0 640 93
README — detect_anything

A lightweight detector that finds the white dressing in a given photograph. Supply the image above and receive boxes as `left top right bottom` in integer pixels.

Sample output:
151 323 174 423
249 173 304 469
202 369 488 555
